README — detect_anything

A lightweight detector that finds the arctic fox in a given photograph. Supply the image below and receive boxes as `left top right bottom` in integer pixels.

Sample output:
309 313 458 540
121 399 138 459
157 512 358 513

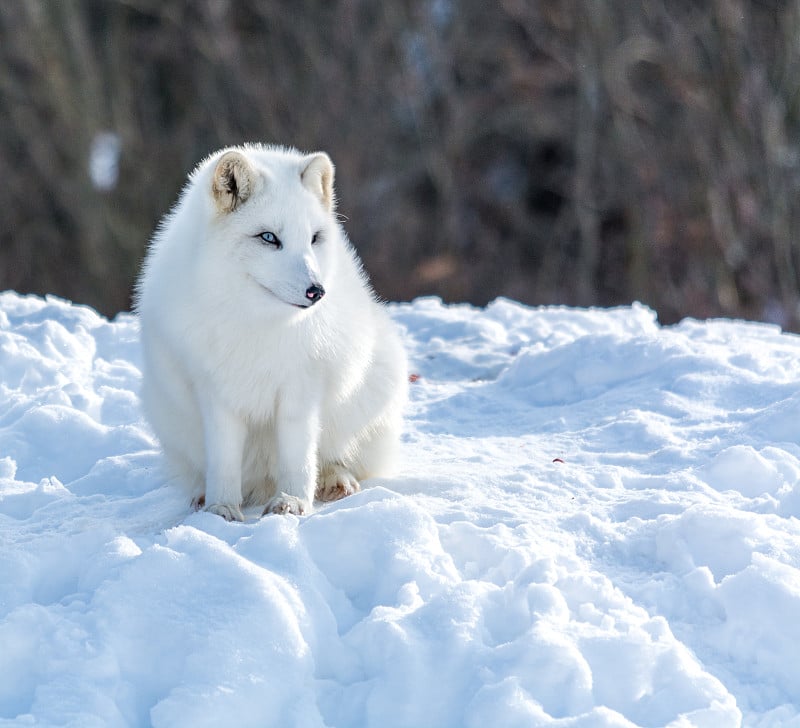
135 144 408 520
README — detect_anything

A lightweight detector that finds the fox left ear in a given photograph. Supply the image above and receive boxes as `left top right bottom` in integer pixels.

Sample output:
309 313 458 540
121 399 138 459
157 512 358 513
301 153 335 212
212 150 255 213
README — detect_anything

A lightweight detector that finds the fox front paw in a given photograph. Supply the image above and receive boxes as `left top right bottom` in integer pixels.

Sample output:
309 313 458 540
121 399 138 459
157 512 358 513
316 466 360 502
204 503 244 522
263 493 309 516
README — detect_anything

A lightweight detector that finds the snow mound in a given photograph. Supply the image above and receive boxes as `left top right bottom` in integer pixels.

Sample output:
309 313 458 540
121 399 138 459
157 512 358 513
2 292 800 727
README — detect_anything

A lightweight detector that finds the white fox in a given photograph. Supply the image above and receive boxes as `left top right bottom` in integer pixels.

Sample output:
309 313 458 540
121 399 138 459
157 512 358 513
135 144 407 519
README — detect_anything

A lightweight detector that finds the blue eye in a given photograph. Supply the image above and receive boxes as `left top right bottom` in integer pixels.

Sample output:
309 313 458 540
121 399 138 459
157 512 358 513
258 232 282 249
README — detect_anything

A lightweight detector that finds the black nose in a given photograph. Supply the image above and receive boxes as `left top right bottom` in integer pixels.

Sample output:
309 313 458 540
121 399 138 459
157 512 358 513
305 283 325 305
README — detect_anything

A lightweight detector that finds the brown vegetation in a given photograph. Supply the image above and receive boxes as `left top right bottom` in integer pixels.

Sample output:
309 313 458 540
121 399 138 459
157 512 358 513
1 0 799 329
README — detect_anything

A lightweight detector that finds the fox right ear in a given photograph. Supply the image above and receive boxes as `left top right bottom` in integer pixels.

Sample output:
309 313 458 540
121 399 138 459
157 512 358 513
212 151 255 213
301 153 335 212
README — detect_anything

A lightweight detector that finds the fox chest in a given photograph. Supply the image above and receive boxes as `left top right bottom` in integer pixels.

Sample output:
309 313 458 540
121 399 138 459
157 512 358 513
201 339 324 421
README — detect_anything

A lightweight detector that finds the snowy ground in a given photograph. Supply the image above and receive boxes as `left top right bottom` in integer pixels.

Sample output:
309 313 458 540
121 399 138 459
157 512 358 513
1 291 799 727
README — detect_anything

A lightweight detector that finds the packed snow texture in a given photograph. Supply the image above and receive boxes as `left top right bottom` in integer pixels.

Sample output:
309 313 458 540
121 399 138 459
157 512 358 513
1 291 799 727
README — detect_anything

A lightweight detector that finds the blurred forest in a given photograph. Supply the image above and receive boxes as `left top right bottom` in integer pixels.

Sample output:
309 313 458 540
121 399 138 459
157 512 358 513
2 0 800 329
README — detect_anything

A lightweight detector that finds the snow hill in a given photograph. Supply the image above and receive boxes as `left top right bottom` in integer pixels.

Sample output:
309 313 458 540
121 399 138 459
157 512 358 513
1 291 800 728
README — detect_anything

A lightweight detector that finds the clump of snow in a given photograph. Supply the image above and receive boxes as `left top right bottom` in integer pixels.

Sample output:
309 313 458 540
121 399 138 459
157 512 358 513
88 132 122 192
2 291 800 726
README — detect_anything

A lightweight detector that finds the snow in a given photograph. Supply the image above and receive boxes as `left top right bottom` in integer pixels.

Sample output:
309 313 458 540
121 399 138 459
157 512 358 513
88 132 121 192
1 291 799 727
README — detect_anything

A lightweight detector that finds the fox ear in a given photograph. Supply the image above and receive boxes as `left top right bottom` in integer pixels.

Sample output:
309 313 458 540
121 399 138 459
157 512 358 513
212 151 255 213
301 153 335 211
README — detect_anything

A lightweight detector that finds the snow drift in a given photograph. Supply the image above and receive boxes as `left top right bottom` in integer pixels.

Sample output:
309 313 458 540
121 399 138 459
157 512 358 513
1 291 799 727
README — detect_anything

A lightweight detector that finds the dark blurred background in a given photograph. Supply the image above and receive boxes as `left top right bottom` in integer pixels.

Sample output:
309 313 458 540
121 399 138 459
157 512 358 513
2 1 800 329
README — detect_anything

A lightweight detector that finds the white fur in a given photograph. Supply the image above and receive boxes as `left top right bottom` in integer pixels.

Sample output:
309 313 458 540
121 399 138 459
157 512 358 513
135 144 408 519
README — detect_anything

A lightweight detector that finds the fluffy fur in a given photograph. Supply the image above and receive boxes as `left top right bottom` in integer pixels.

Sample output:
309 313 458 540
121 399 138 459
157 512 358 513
135 144 408 519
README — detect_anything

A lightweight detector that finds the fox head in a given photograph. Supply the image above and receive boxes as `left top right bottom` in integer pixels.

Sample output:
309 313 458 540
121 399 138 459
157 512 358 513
203 145 339 312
